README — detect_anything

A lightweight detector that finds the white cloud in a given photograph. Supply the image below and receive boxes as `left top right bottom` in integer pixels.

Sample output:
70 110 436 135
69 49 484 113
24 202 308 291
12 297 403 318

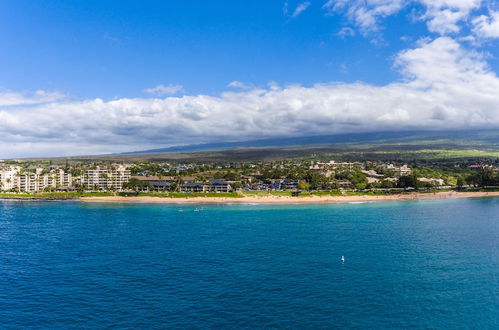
419 0 482 34
227 81 252 89
324 0 483 35
0 89 65 107
473 11 499 38
395 37 490 87
324 0 407 34
1 37 499 158
144 84 183 96
337 26 356 38
292 1 311 18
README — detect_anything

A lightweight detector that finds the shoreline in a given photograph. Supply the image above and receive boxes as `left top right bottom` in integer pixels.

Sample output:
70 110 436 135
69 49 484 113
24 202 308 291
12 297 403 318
77 191 499 204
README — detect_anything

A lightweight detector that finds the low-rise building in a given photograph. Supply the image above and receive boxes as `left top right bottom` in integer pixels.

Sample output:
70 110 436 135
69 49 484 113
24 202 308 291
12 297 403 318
419 177 445 186
180 182 207 192
362 170 383 177
310 161 362 177
280 179 299 190
131 176 175 190
386 164 412 176
208 179 232 192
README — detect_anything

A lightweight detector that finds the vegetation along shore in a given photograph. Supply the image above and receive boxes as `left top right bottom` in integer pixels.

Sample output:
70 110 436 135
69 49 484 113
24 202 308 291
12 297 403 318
3 149 499 204
2 190 499 204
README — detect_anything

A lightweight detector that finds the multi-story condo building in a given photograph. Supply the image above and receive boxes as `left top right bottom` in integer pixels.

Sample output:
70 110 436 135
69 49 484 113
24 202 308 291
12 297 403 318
17 172 41 193
0 165 21 191
82 164 130 190
15 168 74 193
1 164 130 193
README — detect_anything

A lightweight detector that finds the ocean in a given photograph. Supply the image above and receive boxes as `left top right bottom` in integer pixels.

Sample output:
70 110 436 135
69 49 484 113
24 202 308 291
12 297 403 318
0 198 497 328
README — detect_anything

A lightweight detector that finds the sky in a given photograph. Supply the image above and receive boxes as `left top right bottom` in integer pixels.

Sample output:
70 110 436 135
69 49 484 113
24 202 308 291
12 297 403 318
1 0 499 158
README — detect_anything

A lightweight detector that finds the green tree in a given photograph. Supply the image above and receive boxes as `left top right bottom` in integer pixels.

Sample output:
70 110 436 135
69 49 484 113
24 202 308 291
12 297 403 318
379 180 395 189
397 174 419 189
298 181 311 191
456 176 465 190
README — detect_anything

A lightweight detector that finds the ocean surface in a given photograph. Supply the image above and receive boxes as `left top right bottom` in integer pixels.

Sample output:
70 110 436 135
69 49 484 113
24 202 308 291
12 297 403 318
0 198 498 329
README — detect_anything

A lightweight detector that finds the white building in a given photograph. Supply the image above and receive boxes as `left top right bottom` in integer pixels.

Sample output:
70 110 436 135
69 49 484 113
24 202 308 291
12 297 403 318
2 164 131 193
386 164 412 176
0 166 21 191
419 177 445 186
82 164 130 190
309 161 362 177
15 168 74 193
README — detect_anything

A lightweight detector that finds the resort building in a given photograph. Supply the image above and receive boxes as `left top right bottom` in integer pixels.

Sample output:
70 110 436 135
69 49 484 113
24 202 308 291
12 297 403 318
180 182 208 192
82 165 131 190
419 178 445 186
310 161 362 177
131 176 176 191
208 179 232 192
0 166 21 191
15 168 74 193
386 164 412 176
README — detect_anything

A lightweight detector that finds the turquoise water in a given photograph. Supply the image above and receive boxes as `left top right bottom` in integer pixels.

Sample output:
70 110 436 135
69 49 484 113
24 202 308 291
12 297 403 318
0 198 498 328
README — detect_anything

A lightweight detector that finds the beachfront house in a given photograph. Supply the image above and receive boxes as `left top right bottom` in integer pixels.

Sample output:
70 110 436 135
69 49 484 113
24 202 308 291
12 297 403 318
131 176 175 191
208 179 232 192
180 182 208 193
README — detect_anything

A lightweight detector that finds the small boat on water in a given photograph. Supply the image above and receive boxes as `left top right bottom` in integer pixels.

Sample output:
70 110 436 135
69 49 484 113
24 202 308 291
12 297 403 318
341 256 345 263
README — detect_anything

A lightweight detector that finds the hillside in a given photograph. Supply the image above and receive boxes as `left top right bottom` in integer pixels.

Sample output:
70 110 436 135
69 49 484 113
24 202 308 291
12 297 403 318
38 129 499 163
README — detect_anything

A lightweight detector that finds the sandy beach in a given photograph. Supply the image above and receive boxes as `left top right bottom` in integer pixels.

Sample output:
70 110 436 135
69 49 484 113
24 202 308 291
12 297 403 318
79 191 499 204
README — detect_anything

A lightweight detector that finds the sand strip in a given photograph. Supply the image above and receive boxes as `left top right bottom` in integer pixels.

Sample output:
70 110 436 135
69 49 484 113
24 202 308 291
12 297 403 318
78 191 499 204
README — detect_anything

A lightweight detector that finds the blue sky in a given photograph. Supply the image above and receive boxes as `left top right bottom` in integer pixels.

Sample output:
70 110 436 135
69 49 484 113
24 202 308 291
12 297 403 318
1 0 499 157
0 0 438 97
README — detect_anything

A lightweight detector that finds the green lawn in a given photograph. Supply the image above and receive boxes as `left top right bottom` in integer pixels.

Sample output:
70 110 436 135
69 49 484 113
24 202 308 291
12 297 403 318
241 191 293 197
0 191 114 199
165 192 242 198
1 188 498 200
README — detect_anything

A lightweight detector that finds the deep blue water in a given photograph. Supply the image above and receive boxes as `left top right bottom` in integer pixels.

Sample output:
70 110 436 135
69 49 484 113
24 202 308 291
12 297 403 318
0 198 498 329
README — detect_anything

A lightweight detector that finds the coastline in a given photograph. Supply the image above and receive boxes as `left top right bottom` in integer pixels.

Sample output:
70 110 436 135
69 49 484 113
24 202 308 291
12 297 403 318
77 191 499 204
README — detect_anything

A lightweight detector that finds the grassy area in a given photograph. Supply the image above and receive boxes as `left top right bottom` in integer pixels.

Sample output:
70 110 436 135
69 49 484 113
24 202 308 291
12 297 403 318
309 191 344 196
1 188 498 200
0 193 34 198
241 191 293 197
0 191 114 199
401 149 499 159
165 192 242 198
129 191 243 198
0 191 245 199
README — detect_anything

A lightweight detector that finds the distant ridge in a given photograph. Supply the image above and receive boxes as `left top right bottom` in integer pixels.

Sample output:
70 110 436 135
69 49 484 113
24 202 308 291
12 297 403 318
124 130 499 155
